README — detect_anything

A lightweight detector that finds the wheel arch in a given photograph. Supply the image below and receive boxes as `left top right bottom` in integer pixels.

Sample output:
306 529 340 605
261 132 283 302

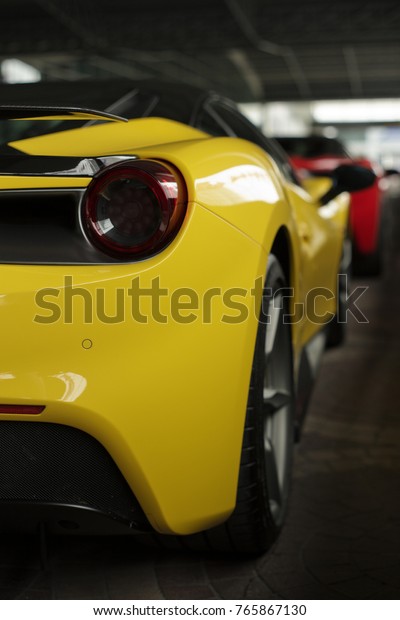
269 225 300 364
270 226 292 290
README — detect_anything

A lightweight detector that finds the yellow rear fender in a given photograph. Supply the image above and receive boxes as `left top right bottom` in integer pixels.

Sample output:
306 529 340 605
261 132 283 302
0 200 271 534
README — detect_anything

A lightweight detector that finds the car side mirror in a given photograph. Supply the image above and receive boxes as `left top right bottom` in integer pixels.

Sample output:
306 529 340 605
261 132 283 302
320 164 376 205
384 168 399 176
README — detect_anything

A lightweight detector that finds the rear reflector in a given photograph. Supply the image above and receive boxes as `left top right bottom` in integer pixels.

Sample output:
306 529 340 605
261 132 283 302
0 405 45 415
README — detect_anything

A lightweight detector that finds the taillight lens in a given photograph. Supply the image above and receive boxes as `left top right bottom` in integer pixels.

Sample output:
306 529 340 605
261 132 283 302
82 160 187 259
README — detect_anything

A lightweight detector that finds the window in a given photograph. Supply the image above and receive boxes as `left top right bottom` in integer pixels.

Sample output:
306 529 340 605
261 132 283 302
196 107 229 137
200 99 299 184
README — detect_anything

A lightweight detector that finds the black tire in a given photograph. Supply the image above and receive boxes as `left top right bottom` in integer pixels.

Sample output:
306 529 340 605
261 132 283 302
352 247 382 277
327 272 347 347
351 228 382 277
327 238 351 348
138 256 295 555
215 254 295 554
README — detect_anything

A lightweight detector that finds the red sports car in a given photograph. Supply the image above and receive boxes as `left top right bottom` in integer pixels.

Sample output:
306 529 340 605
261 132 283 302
275 136 383 276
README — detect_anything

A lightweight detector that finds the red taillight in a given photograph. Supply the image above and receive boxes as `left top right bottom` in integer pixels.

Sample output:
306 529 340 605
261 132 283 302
82 160 187 259
0 405 45 414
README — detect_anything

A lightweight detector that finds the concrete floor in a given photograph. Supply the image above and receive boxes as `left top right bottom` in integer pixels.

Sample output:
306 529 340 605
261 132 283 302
1 197 399 600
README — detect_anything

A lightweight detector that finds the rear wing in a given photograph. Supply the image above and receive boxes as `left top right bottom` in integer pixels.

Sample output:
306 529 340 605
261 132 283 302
0 105 127 122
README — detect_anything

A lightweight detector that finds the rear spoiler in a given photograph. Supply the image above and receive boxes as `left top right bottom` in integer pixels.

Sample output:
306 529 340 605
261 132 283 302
0 105 127 122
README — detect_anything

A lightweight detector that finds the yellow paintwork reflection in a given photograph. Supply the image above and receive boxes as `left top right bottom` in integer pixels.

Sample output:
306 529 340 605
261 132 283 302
195 164 281 206
53 372 88 402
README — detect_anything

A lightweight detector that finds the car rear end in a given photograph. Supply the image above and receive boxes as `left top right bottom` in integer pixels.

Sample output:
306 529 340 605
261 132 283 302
0 119 274 537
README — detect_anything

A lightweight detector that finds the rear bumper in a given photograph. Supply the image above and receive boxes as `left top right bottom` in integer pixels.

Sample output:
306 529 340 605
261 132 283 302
0 420 150 534
0 201 267 535
0 504 149 535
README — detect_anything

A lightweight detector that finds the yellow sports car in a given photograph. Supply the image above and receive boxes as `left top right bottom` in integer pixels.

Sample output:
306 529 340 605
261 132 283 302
0 81 374 553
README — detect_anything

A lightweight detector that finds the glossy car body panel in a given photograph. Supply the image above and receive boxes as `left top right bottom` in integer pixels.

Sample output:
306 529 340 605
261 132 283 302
0 114 349 534
0 202 267 533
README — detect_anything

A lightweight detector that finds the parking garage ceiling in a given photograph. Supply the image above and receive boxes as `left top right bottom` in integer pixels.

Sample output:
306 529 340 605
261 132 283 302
0 0 399 102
